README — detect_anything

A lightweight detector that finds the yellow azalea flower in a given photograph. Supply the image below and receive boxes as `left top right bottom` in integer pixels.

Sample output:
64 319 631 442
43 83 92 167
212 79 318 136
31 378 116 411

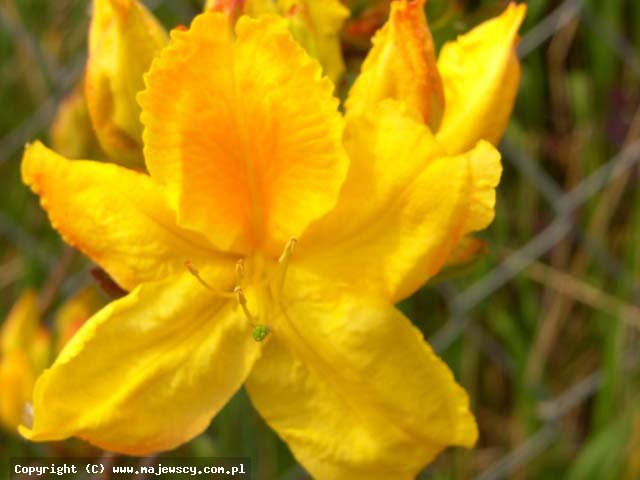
206 0 349 83
85 0 167 167
0 289 101 432
20 2 523 477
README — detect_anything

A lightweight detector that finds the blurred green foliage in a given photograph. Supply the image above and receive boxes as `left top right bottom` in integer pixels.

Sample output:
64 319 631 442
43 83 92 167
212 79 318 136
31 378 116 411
1 0 639 479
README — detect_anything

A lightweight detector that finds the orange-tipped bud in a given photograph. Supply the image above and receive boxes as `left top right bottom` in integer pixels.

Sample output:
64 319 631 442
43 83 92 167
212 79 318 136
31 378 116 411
347 0 444 129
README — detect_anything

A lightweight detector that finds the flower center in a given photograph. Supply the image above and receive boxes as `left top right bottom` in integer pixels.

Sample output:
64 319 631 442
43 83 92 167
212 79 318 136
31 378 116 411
185 239 296 342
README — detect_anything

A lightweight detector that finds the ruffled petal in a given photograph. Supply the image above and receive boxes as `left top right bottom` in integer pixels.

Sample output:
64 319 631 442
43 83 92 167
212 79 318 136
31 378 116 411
440 137 503 271
436 3 526 154
20 271 261 454
21 141 230 291
140 12 347 255
246 268 476 480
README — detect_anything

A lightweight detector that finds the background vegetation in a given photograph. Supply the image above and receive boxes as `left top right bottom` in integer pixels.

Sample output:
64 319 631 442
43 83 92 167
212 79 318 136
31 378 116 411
1 0 639 478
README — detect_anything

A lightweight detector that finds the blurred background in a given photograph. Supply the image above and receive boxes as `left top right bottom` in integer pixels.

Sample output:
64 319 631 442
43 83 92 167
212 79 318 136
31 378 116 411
1 0 639 478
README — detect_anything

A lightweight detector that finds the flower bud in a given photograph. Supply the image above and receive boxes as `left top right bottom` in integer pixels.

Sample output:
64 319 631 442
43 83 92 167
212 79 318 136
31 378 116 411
346 0 444 129
85 0 167 167
50 79 104 160
205 0 349 83
54 287 103 353
0 351 37 430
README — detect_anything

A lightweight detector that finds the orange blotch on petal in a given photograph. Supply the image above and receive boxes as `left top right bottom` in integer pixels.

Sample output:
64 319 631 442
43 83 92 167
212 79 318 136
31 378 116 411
140 12 348 256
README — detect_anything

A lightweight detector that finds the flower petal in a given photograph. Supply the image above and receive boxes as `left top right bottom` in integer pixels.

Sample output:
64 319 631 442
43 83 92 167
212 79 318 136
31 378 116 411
140 12 348 255
21 141 230 291
298 101 501 301
436 3 526 154
346 0 444 128
460 139 502 234
440 138 502 271
20 272 261 454
246 268 476 480
86 0 167 167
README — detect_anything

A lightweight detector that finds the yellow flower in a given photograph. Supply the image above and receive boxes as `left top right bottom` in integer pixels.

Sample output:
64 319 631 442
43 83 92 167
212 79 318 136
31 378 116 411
20 2 524 478
206 0 349 83
0 289 100 432
85 0 167 167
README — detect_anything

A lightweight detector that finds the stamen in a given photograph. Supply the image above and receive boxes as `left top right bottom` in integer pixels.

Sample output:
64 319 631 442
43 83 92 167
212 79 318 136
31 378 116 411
278 238 297 264
235 259 245 285
184 261 235 298
235 286 270 342
186 260 271 342
234 286 254 322
277 238 297 293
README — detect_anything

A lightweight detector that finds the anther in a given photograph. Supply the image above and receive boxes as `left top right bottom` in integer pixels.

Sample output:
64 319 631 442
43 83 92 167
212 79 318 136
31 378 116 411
184 260 235 298
276 238 297 293
278 238 297 264
234 285 257 322
185 260 270 342
185 260 214 290
235 259 245 285
234 285 250 311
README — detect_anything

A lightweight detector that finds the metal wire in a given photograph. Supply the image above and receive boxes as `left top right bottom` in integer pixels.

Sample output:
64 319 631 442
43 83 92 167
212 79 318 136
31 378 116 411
433 0 640 477
1 0 638 479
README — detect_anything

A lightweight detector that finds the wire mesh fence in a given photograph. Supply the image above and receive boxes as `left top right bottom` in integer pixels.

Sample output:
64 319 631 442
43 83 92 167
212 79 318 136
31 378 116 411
0 0 639 479
428 0 640 477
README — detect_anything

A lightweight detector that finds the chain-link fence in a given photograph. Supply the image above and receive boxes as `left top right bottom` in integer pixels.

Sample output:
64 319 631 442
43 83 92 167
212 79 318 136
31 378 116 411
428 0 640 477
1 0 639 479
